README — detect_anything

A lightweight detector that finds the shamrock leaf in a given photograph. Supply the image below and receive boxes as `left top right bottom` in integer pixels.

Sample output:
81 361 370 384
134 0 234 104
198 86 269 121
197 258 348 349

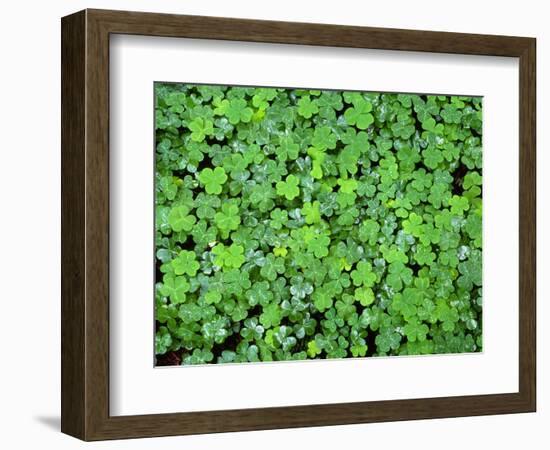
413 95 439 122
428 183 451 208
423 147 444 169
204 289 222 305
289 276 314 299
306 234 330 258
214 203 241 236
358 220 380 246
195 193 221 219
276 175 300 200
269 208 289 230
386 261 413 292
351 261 377 287
171 250 200 276
375 329 401 353
251 88 278 109
155 327 172 354
402 212 423 236
392 292 418 320
183 349 214 365
337 178 358 194
307 340 322 357
198 167 228 195
297 96 319 118
421 117 445 134
391 113 416 139
159 274 189 303
337 146 361 177
463 171 482 190
212 243 245 269
260 303 283 328
246 281 274 306
344 97 374 129
435 299 460 332
414 245 436 266
202 317 230 344
449 195 470 215
403 318 429 342
159 175 178 201
440 104 462 124
240 317 265 341
276 136 300 161
301 201 321 224
457 249 482 290
397 145 421 170
260 254 285 281
312 289 333 312
354 287 375 306
218 98 253 124
335 294 356 319
311 126 337 151
168 205 196 232
188 117 213 142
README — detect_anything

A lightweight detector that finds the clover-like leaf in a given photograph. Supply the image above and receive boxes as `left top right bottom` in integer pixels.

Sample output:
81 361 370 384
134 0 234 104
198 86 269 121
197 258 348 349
351 261 377 287
240 317 265 341
354 287 375 306
260 254 285 281
301 201 321 224
188 117 214 142
423 147 444 169
403 318 429 342
312 289 333 312
276 175 300 200
386 261 413 292
198 167 228 195
402 212 423 236
276 136 300 161
449 195 470 215
260 303 283 328
457 249 482 290
375 329 401 353
171 250 200 276
167 205 196 232
311 126 337 151
212 243 245 269
246 281 274 306
219 98 253 124
297 96 319 119
344 97 374 129
195 193 221 219
214 203 241 236
306 234 330 258
159 274 189 304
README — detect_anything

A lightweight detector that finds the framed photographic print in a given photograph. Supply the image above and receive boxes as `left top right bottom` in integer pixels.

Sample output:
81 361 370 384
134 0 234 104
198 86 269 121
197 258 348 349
61 9 536 441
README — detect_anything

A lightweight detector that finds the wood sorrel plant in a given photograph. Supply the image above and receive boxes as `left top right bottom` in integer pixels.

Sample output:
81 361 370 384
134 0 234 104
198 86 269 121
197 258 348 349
154 83 482 365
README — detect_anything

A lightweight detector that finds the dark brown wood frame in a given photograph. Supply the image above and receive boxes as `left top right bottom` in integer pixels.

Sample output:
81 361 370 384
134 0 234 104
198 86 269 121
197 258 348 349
61 8 536 441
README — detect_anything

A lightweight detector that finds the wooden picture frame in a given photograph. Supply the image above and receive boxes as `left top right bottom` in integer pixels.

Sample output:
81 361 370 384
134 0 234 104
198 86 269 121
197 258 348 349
61 8 536 441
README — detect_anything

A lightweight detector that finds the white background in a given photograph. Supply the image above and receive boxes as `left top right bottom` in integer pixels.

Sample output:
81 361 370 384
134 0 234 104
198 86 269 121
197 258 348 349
0 0 547 448
110 35 518 415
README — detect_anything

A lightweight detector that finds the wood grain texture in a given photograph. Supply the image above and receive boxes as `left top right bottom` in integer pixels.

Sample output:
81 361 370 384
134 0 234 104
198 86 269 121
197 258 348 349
518 39 536 409
61 10 86 439
61 9 537 441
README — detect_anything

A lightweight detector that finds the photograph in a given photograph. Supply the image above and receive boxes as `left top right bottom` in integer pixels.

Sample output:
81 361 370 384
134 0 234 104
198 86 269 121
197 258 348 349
154 83 483 366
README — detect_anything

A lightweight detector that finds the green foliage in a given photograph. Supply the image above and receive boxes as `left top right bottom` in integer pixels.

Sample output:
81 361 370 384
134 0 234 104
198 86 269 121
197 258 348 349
155 82 483 365
198 167 227 195
276 175 300 200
